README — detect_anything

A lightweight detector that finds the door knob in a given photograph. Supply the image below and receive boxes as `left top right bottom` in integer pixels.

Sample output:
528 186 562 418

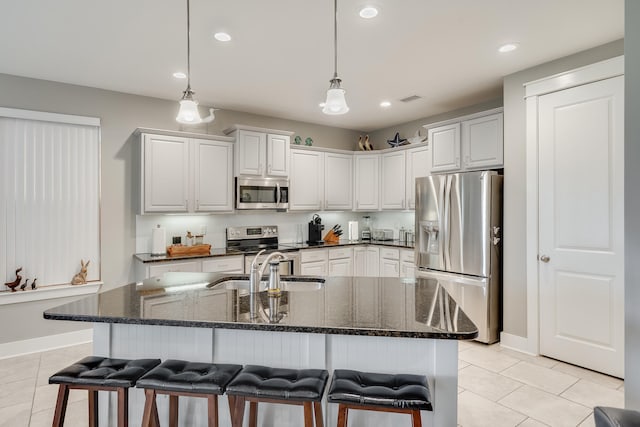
539 255 550 263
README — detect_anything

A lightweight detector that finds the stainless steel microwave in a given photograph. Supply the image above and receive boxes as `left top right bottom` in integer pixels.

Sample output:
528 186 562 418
236 177 289 210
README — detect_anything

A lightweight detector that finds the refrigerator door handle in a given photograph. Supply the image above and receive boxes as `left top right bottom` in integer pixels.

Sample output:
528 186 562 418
442 175 451 269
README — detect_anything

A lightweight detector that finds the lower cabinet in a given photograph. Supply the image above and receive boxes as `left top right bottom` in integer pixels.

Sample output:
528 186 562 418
137 255 244 280
328 247 353 277
353 246 380 277
380 247 400 278
299 249 328 276
147 260 199 278
400 249 416 278
201 256 244 274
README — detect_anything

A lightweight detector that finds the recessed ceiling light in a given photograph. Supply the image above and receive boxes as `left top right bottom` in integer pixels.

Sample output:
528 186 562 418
359 6 379 19
498 43 518 53
380 101 391 108
173 72 187 79
214 32 232 42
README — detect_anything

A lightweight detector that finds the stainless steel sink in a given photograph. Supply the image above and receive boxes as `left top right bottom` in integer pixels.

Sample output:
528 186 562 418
208 277 325 293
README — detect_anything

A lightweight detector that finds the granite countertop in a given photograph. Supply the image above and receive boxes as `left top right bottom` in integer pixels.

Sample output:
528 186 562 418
134 240 415 263
44 274 477 340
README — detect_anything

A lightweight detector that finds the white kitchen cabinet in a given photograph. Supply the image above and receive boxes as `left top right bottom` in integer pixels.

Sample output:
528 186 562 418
380 247 400 278
429 123 461 173
462 112 504 170
405 145 431 209
328 247 353 276
300 248 328 275
147 260 200 278
143 134 190 212
289 149 324 211
353 246 379 277
324 152 353 210
353 154 380 211
140 130 234 214
400 249 416 279
225 126 293 178
380 151 406 210
201 255 244 274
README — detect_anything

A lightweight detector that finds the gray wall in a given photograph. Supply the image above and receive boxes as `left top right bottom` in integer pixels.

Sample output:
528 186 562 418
367 99 503 150
0 73 361 345
625 0 640 408
501 39 624 337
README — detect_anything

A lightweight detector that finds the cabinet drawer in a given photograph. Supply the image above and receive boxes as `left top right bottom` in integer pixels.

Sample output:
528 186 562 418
202 256 244 273
148 261 200 277
380 247 399 260
328 247 353 260
400 250 415 263
300 248 328 263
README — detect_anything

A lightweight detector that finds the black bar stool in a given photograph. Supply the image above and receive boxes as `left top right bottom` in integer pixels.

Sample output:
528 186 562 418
135 359 243 427
226 365 329 427
48 356 161 427
327 369 432 427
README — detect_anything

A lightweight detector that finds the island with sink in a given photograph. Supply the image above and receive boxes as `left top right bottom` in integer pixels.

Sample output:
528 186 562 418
44 272 477 426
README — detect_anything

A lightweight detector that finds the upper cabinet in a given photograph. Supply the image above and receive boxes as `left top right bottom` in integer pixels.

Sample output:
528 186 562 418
325 152 353 210
224 125 293 178
139 130 234 214
426 108 503 173
380 151 406 210
353 153 380 211
405 145 431 210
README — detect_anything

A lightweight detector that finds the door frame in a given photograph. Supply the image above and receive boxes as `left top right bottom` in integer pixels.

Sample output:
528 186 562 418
515 56 624 355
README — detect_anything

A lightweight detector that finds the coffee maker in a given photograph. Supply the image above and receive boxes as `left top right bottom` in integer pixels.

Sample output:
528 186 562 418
307 214 324 244
361 215 372 241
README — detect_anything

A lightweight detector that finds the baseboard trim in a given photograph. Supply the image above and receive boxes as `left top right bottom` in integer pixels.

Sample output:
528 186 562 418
500 332 538 356
0 328 92 359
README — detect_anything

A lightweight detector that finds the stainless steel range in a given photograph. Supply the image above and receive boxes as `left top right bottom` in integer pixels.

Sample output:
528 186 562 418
226 226 298 274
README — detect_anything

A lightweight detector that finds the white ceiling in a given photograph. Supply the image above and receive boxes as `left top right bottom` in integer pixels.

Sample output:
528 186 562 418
0 0 623 131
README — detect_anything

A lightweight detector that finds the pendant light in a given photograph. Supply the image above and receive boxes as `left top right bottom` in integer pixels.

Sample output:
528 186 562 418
176 0 215 124
322 0 349 115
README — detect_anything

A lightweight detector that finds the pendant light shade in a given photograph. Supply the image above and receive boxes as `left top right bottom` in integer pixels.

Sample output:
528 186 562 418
323 0 349 115
176 0 214 125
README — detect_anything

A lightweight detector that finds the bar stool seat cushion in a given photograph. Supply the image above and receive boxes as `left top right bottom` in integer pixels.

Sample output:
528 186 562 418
328 369 432 411
135 360 242 395
49 356 161 388
225 365 329 402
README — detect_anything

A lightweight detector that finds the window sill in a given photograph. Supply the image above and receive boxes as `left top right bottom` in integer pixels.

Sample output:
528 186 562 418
0 282 101 306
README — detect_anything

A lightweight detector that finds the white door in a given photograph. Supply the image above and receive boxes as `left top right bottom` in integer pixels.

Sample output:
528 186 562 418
380 151 406 210
538 76 624 377
236 130 265 176
354 154 380 211
143 134 189 213
266 134 290 177
194 139 233 212
289 149 323 211
325 152 353 210
429 123 460 173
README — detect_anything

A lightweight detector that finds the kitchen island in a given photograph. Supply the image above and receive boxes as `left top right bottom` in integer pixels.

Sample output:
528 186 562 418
44 273 477 426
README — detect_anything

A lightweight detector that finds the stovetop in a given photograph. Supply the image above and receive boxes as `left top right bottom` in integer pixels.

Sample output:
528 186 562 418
225 244 298 255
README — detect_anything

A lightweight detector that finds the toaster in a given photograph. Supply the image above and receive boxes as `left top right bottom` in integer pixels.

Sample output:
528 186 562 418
372 229 394 241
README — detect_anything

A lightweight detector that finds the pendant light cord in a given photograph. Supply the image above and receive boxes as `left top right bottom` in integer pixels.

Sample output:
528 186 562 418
186 0 192 90
333 0 338 79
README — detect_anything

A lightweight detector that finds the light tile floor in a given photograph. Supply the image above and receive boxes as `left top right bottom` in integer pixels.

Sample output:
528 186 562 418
0 340 624 426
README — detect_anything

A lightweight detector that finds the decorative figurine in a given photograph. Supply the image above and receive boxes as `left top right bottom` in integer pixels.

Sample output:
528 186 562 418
20 279 29 291
31 278 37 290
71 260 89 285
407 129 428 145
4 267 23 292
387 132 408 148
304 137 313 146
364 135 373 150
294 136 302 145
358 135 365 151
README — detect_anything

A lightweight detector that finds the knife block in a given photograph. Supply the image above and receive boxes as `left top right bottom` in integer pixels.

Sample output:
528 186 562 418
308 223 324 243
323 230 340 244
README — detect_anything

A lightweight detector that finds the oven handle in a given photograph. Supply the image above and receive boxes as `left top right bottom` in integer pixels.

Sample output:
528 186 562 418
276 183 281 205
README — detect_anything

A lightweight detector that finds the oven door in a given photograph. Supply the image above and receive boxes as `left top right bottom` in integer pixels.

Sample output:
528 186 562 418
236 177 289 210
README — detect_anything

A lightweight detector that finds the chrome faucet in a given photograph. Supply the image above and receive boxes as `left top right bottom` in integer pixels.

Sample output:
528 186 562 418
249 250 288 294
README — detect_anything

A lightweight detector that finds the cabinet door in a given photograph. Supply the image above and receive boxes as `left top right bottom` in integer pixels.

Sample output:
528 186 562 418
325 152 353 210
429 123 461 173
381 151 406 210
328 258 353 277
353 154 380 211
401 261 416 279
143 134 189 212
266 134 290 177
352 247 367 277
236 130 266 176
194 139 234 212
365 247 380 277
289 149 323 211
300 260 328 276
201 256 244 274
462 113 504 169
380 258 399 277
405 146 431 209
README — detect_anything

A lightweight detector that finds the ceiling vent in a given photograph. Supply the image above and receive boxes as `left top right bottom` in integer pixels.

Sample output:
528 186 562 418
399 95 422 103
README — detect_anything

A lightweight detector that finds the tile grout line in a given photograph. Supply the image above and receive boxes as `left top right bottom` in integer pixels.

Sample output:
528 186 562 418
27 352 43 426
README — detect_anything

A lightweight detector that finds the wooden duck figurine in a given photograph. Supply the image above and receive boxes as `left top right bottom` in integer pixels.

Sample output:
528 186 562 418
20 279 29 291
31 278 37 290
4 267 23 292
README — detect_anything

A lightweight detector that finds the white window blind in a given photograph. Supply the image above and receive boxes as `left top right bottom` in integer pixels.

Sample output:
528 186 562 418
0 110 100 290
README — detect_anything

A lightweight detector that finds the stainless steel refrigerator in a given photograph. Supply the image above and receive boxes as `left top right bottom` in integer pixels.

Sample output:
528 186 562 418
415 171 503 343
